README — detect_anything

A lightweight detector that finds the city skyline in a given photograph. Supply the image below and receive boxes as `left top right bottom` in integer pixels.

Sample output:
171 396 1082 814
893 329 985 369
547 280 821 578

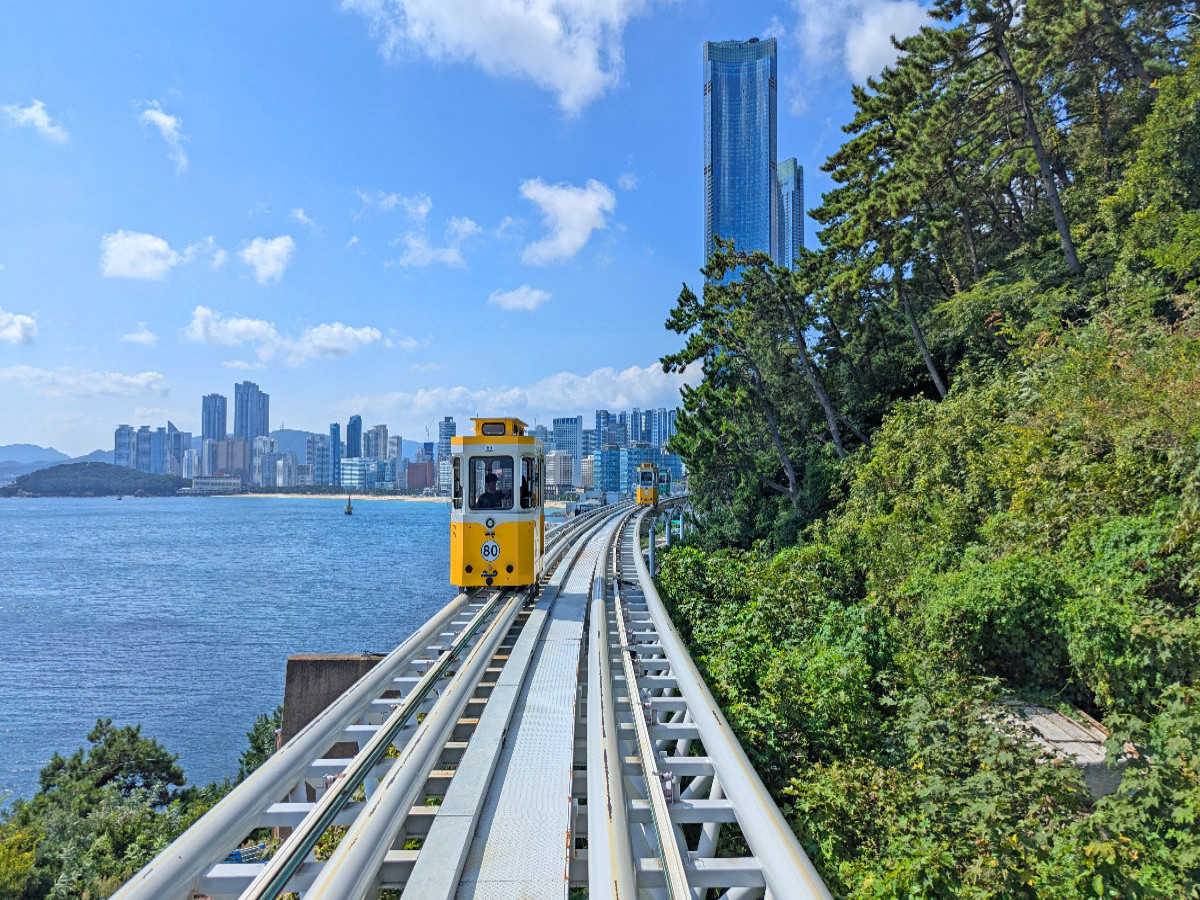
1 2 936 456
111 374 682 492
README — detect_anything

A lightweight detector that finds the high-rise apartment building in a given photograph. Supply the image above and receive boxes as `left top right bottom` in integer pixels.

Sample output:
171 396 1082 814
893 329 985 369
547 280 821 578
387 435 403 460
545 450 574 494
165 421 192 476
307 433 332 485
201 393 227 442
363 424 388 460
346 415 363 458
614 412 629 448
594 410 612 448
630 408 643 444
150 427 168 475
206 438 251 481
552 416 583 487
251 435 281 488
114 425 136 468
233 381 270 441
330 423 342 485
777 157 804 269
437 416 456 494
703 37 779 264
135 426 153 473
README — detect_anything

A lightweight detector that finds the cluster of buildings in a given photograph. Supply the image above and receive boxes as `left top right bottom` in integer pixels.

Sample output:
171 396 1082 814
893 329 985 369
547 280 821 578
113 382 681 498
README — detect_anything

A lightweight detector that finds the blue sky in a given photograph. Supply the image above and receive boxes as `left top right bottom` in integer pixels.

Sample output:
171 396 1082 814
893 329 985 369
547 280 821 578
0 0 932 455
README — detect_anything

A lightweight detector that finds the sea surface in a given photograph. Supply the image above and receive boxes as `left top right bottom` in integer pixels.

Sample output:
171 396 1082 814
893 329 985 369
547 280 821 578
0 496 451 802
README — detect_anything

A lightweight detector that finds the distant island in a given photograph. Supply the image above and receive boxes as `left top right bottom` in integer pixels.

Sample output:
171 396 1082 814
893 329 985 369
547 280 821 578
0 462 186 497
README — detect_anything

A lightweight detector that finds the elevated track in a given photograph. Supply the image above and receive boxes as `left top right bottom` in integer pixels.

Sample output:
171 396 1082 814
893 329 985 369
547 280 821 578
114 500 830 900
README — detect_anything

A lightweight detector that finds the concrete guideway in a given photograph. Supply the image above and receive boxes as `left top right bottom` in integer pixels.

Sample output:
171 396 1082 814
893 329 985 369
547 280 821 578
112 498 830 899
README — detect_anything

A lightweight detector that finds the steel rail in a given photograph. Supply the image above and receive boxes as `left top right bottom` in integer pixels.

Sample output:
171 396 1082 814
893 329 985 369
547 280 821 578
630 505 833 900
402 507 632 899
615 516 693 898
302 587 530 899
304 504 630 898
239 587 512 899
586 512 639 899
111 591 478 900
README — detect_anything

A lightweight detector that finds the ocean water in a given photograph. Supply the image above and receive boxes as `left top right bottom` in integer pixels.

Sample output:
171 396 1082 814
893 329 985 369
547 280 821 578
0 496 450 801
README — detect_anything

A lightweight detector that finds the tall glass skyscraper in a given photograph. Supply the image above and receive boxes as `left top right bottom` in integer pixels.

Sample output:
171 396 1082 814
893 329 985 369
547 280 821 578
201 393 227 442
703 37 778 265
346 415 363 458
114 425 135 468
330 422 342 486
437 416 456 493
777 157 805 270
233 381 269 441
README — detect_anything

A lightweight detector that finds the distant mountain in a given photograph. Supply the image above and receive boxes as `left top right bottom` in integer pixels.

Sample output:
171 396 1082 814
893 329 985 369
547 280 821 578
72 449 114 464
0 444 71 464
271 429 323 459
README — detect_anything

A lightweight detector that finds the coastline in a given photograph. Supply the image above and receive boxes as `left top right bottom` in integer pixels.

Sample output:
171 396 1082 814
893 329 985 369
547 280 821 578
228 493 448 502
224 495 570 512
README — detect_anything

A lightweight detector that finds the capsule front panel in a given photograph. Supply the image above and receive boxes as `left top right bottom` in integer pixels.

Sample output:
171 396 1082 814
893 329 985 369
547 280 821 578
451 519 539 587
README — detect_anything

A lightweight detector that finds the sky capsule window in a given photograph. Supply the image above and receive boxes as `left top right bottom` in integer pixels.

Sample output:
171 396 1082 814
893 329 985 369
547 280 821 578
470 456 514 510
481 422 507 436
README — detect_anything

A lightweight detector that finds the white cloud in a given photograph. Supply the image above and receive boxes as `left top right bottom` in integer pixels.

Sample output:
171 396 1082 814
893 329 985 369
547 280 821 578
0 307 37 345
183 235 226 268
348 360 702 431
184 306 280 357
139 101 188 172
617 171 639 191
519 178 615 265
488 284 550 311
411 361 440 372
239 235 295 284
494 215 518 238
120 323 158 347
347 235 360 248
392 216 480 268
292 207 317 227
184 305 383 366
385 331 426 350
222 360 261 370
285 322 383 366
356 189 432 220
342 0 655 115
2 99 68 143
0 365 167 397
783 0 931 88
100 230 180 280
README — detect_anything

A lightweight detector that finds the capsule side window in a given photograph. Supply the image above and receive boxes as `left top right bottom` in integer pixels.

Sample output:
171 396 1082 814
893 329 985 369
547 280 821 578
470 456 514 510
520 456 536 509
452 457 463 509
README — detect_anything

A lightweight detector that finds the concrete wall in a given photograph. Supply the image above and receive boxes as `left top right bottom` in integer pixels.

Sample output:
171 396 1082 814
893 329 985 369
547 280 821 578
280 653 386 752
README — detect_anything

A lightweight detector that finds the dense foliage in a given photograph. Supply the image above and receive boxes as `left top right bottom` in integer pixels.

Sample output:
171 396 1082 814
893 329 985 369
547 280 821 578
0 710 280 900
662 6 1200 896
0 463 185 498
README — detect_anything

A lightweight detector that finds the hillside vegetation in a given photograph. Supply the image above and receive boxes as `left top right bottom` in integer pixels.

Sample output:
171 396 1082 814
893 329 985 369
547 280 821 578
0 463 186 497
661 6 1199 897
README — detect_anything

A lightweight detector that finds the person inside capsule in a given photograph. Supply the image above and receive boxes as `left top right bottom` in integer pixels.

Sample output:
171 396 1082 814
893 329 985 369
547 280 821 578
476 471 504 508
